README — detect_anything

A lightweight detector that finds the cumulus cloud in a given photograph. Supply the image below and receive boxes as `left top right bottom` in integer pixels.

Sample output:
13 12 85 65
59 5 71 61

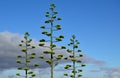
0 68 66 78
0 31 109 78
1 31 120 78
0 31 51 69
88 66 120 78
0 31 21 70
0 31 106 70
82 54 105 66
102 67 120 78
0 69 16 78
3 67 120 78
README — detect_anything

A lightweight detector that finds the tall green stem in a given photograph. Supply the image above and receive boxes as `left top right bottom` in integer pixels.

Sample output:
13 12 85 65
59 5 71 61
25 37 28 78
17 32 37 78
39 3 63 78
50 21 53 78
73 39 76 78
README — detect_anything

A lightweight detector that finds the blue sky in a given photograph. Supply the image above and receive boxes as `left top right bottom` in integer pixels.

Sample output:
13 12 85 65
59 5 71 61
0 0 120 78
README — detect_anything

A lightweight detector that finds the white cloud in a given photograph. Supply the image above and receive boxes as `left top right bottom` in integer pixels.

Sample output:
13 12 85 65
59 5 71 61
102 67 120 78
0 31 105 69
87 66 120 78
0 68 16 78
0 31 109 78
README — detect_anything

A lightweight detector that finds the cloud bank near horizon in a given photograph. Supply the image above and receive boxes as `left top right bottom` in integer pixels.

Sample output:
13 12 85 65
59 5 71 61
0 31 105 69
0 31 120 78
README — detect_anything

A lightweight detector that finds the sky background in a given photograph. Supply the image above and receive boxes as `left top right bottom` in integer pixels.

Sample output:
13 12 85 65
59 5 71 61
0 0 120 78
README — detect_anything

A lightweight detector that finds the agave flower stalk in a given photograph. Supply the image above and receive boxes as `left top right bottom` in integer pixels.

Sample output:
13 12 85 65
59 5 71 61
64 35 86 78
16 32 39 78
39 3 65 78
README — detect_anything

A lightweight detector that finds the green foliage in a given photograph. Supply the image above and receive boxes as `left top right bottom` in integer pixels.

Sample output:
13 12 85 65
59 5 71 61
39 3 65 78
64 35 86 78
16 32 38 78
16 2 86 78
